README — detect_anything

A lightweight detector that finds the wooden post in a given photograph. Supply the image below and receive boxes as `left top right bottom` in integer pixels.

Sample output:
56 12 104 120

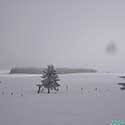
36 84 42 94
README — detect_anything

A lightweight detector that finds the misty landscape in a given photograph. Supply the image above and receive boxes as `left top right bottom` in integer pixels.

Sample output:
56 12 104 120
0 0 125 125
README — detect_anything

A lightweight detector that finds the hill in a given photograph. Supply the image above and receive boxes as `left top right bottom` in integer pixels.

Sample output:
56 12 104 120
10 67 97 74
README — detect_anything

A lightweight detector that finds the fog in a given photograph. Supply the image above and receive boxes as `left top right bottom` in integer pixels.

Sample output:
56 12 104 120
0 0 125 72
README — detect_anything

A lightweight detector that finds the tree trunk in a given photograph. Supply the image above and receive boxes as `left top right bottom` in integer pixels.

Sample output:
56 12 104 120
48 88 50 94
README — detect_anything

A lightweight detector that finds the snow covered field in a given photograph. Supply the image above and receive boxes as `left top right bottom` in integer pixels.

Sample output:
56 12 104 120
0 73 125 125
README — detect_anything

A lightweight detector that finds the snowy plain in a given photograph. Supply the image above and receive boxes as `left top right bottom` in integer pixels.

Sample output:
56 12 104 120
0 73 125 125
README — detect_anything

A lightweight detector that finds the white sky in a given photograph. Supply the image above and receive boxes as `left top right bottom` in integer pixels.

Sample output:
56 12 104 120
0 0 125 72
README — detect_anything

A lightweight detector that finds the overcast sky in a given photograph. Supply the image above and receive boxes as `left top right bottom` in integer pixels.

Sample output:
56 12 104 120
0 0 125 72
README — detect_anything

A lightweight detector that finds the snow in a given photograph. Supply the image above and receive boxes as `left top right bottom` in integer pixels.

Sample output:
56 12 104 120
0 73 125 125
